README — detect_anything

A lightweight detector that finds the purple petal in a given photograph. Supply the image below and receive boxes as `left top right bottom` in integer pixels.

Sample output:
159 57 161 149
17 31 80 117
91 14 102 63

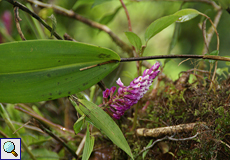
116 78 125 87
130 83 141 89
124 94 139 100
111 104 124 111
150 62 160 71
126 89 139 94
113 114 121 119
142 69 149 77
133 76 143 84
142 75 150 81
109 86 117 97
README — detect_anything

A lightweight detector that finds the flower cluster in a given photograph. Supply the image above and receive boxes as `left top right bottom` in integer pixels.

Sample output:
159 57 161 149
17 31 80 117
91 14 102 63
103 62 160 119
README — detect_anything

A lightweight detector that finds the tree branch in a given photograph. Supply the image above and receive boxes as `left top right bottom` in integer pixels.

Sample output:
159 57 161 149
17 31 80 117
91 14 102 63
136 122 205 137
27 0 133 56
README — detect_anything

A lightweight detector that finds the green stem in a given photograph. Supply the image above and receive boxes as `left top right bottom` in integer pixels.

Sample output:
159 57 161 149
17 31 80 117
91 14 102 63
0 103 36 160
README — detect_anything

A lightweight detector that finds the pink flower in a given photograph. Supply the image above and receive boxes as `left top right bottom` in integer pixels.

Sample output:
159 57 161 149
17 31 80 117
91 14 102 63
103 62 160 119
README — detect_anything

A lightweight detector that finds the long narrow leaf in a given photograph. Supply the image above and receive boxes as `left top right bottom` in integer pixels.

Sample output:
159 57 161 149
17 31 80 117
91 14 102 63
71 98 134 159
82 124 95 160
0 40 120 103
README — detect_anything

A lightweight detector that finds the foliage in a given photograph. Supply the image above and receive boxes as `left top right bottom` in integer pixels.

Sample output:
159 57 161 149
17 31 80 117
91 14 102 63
0 0 230 160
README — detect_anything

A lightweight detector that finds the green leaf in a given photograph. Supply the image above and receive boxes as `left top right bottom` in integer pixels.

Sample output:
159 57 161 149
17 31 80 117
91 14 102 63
99 6 122 25
125 32 142 52
142 139 153 159
73 115 85 134
21 148 59 160
208 50 219 63
72 0 94 10
145 15 180 42
82 123 95 160
0 40 120 103
93 0 113 7
209 50 219 56
145 8 201 43
174 9 200 22
71 98 134 159
224 56 230 66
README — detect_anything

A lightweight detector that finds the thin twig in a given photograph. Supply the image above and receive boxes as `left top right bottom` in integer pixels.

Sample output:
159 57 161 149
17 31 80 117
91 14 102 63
185 68 211 74
201 19 208 54
119 0 132 31
80 54 230 71
136 132 199 158
27 0 133 56
13 120 31 134
120 54 230 62
13 7 26 40
202 10 222 54
5 0 63 40
32 119 79 159
63 33 77 41
208 10 223 91
15 105 76 135
0 130 9 138
219 140 230 150
76 134 86 156
0 118 43 133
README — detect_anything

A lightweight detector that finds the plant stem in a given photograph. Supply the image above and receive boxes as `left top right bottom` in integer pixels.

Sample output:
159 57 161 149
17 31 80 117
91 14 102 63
119 0 132 31
120 54 230 62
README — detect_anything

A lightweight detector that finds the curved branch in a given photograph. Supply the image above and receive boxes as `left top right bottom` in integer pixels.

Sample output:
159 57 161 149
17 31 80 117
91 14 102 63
27 0 133 56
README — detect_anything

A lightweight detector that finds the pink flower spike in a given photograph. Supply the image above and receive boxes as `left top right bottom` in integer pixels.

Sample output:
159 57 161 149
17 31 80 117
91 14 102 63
102 62 160 119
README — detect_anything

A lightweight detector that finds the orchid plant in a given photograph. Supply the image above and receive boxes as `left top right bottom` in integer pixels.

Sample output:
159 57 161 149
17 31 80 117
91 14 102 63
102 62 160 119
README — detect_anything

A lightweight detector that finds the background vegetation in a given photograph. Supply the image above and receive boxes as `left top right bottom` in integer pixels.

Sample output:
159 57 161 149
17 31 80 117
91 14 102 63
0 0 230 159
